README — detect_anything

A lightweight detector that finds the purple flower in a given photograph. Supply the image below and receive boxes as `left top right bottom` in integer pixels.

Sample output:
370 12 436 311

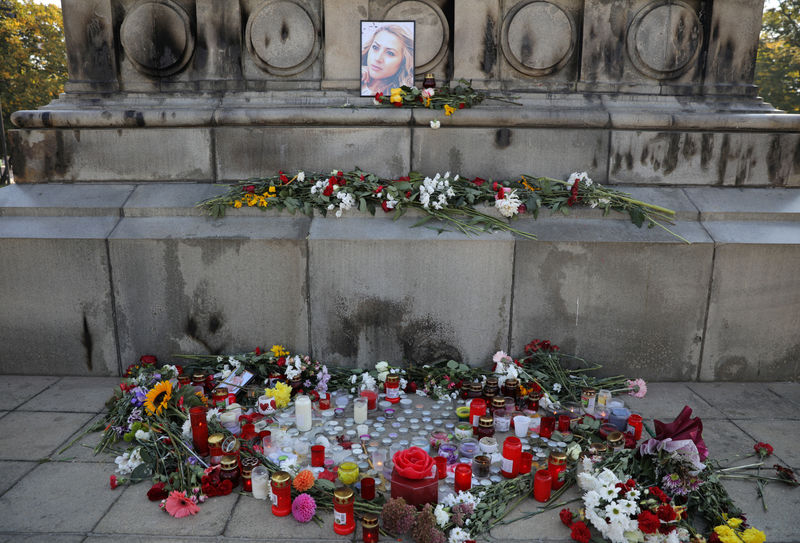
291 493 316 522
130 387 147 407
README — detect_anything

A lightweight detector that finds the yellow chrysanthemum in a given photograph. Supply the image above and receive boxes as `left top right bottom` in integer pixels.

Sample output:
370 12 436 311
741 528 766 543
268 186 276 194
144 380 173 416
727 518 743 529
271 344 289 357
713 525 740 543
265 381 292 409
233 200 242 208
444 104 456 116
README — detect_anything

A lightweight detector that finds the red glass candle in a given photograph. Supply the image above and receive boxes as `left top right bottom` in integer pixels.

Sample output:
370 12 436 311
212 386 228 407
189 406 209 456
311 444 325 467
362 514 379 543
385 375 401 404
548 451 567 490
360 390 378 410
539 416 556 438
558 414 571 433
454 463 472 492
533 469 552 502
270 471 292 516
435 455 447 480
519 451 533 475
501 436 522 478
361 477 375 500
208 433 224 464
220 455 240 488
333 488 356 535
469 399 487 436
319 393 331 410
626 413 643 440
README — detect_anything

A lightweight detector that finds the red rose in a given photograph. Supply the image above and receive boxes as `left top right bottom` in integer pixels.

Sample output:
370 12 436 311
147 482 169 501
217 479 233 495
318 469 337 482
397 176 410 182
392 101 402 107
492 182 500 191
202 482 217 497
519 204 527 213
109 475 118 489
280 171 289 183
375 92 383 101
657 504 677 522
381 201 392 213
459 102 465 109
255 347 261 355
637 511 660 534
393 447 435 480
277 356 286 367
405 190 412 198
472 177 486 186
405 381 417 394
375 185 384 193
323 184 334 197
245 185 255 193
140 355 157 365
570 521 591 543
559 508 573 526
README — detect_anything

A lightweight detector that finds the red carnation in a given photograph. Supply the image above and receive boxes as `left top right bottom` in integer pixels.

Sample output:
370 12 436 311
657 504 677 522
217 479 233 495
519 204 527 213
405 381 417 394
140 355 157 365
255 347 261 355
375 92 383 101
280 171 289 183
381 201 392 213
559 508 574 526
648 486 669 503
392 101 402 107
318 469 337 482
659 524 677 535
459 102 465 109
375 185 384 193
472 176 486 187
709 532 722 543
570 520 591 543
754 442 773 458
109 475 118 489
397 176 410 182
637 511 660 534
244 185 255 193
405 190 412 198
277 356 286 367
147 482 169 501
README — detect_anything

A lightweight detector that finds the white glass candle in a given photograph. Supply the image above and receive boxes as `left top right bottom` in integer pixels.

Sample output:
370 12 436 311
354 397 368 424
251 465 269 500
295 395 312 432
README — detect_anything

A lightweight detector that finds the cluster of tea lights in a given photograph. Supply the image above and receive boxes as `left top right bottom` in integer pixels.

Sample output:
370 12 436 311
187 372 642 541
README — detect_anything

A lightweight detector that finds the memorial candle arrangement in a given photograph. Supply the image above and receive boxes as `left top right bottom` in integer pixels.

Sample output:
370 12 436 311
189 406 209 456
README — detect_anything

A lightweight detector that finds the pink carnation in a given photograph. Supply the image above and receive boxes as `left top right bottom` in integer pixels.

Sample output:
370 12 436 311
164 490 200 518
627 378 647 398
492 351 508 364
291 493 317 523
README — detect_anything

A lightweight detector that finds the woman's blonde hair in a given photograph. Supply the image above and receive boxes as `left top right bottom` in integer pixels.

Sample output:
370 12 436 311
361 24 414 90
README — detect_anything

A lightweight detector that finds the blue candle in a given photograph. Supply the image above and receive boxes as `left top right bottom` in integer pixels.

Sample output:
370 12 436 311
609 407 631 431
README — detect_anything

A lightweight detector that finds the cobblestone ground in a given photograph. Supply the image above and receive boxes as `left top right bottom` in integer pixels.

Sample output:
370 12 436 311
0 376 798 543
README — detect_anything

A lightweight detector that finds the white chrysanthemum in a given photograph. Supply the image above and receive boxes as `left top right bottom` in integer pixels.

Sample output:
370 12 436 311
599 483 621 501
597 468 619 486
430 119 441 129
552 382 562 393
617 499 639 516
114 447 143 475
134 429 151 441
297 171 305 182
448 527 471 543
625 488 641 501
442 490 480 508
375 361 389 373
434 504 450 527
495 190 522 218
583 489 601 509
206 407 220 422
360 373 377 391
181 419 192 438
349 374 358 384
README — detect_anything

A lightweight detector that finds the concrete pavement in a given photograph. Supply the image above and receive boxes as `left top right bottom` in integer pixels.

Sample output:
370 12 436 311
0 376 798 542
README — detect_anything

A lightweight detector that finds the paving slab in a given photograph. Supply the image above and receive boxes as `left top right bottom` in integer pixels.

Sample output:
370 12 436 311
17 377 121 413
0 462 122 533
731 419 800 469
767 382 800 409
122 184 229 218
0 183 135 217
697 419 754 462
0 460 37 497
487 484 582 541
49 414 114 464
719 478 800 543
0 535 86 543
687 383 788 420
684 187 800 222
620 383 726 423
93 484 239 536
224 493 343 540
0 411 94 460
0 376 60 410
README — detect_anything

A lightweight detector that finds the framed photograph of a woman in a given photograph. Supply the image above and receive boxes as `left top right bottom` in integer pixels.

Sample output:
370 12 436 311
360 21 415 97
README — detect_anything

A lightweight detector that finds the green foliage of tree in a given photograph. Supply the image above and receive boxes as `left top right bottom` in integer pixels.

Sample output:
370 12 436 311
756 1 800 112
0 0 67 147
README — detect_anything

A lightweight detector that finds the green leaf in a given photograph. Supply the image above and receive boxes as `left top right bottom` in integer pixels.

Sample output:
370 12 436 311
129 462 152 482
458 363 469 372
411 215 434 228
446 360 459 370
629 207 645 228
315 479 336 491
359 197 367 213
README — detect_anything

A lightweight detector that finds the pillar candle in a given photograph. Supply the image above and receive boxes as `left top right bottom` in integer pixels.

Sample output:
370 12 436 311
295 395 312 432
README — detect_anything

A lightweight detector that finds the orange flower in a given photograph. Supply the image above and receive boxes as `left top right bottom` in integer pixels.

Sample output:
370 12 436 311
293 469 315 492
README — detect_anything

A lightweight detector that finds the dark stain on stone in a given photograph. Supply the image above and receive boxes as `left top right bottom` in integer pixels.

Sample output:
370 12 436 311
41 112 52 128
640 145 649 166
715 356 749 380
794 139 800 171
662 133 682 175
124 110 145 127
716 134 730 184
281 21 290 42
682 134 697 161
208 314 222 333
592 155 598 170
611 151 622 175
482 16 497 75
520 33 533 64
624 151 632 170
766 136 782 184
719 39 736 81
81 314 93 372
700 134 714 169
495 128 511 149
185 314 223 355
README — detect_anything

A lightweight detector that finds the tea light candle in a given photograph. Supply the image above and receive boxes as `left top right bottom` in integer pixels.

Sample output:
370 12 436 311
400 398 413 406
391 422 401 428
397 416 407 422
403 409 414 415
381 438 392 445
384 408 395 418
379 400 392 410
409 418 420 424
334 408 344 418
376 416 386 423
357 424 369 435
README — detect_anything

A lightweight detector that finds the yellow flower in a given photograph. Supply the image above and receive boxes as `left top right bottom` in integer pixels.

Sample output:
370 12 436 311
233 200 242 208
727 518 743 529
271 344 289 357
741 528 766 543
246 195 256 207
144 380 173 416
268 186 276 194
390 87 404 97
265 381 292 408
444 104 455 116
258 196 268 207
424 96 431 107
714 525 741 543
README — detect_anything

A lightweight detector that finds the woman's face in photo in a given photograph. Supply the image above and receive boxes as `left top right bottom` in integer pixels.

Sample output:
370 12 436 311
367 30 403 81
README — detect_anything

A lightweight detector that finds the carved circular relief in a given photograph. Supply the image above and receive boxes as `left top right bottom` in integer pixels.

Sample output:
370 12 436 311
384 0 449 72
627 1 702 79
120 0 194 77
500 1 576 77
246 0 319 75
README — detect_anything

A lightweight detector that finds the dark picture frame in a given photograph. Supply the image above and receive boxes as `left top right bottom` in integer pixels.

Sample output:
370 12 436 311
360 21 416 97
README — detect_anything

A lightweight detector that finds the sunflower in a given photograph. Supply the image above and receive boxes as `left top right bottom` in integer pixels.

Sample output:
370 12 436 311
144 380 173 416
